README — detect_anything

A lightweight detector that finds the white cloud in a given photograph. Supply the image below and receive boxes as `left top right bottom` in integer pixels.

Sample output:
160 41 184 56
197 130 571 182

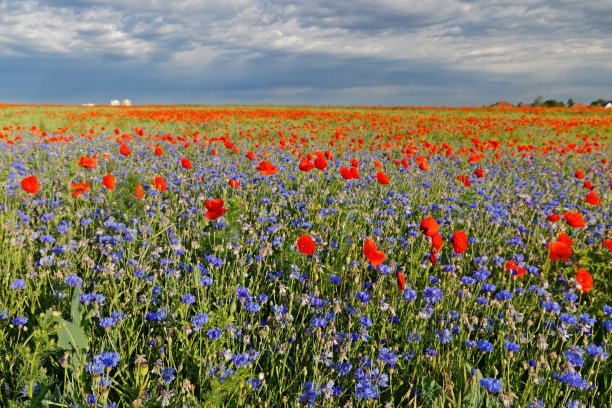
1 0 610 104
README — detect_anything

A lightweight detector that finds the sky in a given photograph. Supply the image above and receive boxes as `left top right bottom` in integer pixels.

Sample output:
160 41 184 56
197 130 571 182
1 0 611 106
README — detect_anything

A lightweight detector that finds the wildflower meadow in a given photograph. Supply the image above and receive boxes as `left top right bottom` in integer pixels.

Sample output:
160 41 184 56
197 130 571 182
0 105 610 407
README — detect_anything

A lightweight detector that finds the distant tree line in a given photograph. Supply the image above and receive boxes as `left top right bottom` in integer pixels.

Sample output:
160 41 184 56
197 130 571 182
524 96 610 107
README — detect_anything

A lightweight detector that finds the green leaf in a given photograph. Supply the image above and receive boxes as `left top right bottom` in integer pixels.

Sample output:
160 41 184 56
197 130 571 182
70 286 83 327
56 320 88 352
462 367 485 407
421 376 443 408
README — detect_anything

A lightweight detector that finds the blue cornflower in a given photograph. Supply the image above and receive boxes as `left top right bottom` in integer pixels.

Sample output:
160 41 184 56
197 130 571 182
585 344 607 359
12 316 28 327
355 291 371 304
436 329 453 344
355 382 379 400
477 339 494 352
542 301 561 314
298 382 320 405
329 275 342 285
245 302 261 313
359 316 373 327
402 287 418 302
480 378 502 393
423 286 444 303
99 317 116 329
557 371 588 389
236 286 251 300
192 313 209 331
247 377 262 390
311 316 327 328
9 278 26 290
200 275 213 286
379 348 398 367
476 296 489 305
334 361 352 377
495 290 513 301
559 313 577 326
563 350 585 367
232 352 252 367
161 367 176 384
181 294 196 305
504 341 520 352
481 283 496 293
64 274 83 288
96 352 121 369
207 327 222 340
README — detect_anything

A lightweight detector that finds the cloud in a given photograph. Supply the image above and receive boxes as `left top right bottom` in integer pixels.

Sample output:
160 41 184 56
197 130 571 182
0 0 610 105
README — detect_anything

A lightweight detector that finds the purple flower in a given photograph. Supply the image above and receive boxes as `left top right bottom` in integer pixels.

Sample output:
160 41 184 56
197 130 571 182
9 278 26 290
480 378 502 393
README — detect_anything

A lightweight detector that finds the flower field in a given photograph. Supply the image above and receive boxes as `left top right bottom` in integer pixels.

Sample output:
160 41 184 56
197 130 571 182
0 105 610 407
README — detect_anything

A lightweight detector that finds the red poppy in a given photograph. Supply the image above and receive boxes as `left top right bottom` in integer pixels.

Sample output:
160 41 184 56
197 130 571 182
119 144 131 156
350 158 360 167
257 161 278 176
396 271 405 291
363 238 385 267
451 230 468 253
548 241 572 261
314 156 328 171
576 269 593 292
583 180 594 190
153 176 167 192
420 217 439 237
77 156 97 169
181 157 192 169
563 211 586 228
154 146 163 156
246 151 255 161
585 191 600 206
505 260 526 278
21 175 40 194
431 233 443 252
205 199 227 220
556 232 573 247
299 159 315 172
574 170 585 179
376 171 390 185
374 160 382 169
603 240 612 252
349 167 360 179
546 214 561 222
211 148 218 156
419 162 430 171
70 183 90 198
429 251 437 264
296 234 316 255
133 183 145 199
474 168 484 178
340 167 353 179
456 175 471 187
102 173 115 190
228 179 240 188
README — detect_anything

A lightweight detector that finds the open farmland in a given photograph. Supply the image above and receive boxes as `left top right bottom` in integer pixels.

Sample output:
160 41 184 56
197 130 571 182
0 105 610 407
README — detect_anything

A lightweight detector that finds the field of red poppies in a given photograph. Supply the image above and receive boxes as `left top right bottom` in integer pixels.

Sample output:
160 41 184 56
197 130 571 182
0 105 610 407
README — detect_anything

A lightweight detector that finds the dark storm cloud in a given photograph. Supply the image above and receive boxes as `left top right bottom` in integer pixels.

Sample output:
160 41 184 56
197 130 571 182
0 0 610 105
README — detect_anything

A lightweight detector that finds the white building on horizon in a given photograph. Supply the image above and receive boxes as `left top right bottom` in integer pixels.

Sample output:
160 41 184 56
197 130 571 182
121 99 132 106
110 99 120 106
